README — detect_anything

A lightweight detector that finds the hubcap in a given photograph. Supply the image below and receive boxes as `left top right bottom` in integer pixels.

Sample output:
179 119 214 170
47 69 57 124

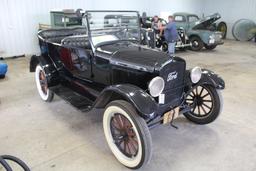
186 86 214 117
39 70 48 95
193 40 199 47
110 114 139 158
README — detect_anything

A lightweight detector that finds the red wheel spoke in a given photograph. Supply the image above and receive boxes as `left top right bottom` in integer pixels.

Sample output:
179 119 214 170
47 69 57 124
118 115 124 128
124 141 128 154
110 114 139 158
129 138 138 153
126 142 132 155
112 117 122 130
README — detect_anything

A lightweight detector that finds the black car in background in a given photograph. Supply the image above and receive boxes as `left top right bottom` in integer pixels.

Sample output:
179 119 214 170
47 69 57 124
30 10 225 169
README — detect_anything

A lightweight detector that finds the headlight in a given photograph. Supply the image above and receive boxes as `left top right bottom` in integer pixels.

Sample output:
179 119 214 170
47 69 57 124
190 67 202 84
148 76 165 97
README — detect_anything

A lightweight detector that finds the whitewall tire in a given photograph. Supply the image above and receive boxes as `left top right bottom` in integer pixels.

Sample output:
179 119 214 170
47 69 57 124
103 100 152 169
35 65 54 102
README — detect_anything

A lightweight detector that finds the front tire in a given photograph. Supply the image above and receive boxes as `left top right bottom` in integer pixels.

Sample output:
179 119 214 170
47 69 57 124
162 41 168 52
184 85 223 124
35 65 54 102
190 36 203 51
103 100 152 169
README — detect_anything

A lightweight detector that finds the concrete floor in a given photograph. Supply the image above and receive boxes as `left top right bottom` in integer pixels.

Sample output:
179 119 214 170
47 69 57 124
0 40 256 171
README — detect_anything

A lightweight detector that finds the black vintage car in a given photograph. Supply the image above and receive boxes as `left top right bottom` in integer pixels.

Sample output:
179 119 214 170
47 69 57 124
30 10 225 169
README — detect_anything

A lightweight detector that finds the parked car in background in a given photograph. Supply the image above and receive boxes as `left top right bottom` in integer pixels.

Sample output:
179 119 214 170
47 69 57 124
30 10 225 169
141 17 191 51
39 9 84 30
173 12 224 51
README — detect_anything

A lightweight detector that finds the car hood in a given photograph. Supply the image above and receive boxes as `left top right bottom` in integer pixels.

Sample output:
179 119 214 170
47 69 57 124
97 42 171 73
192 13 221 30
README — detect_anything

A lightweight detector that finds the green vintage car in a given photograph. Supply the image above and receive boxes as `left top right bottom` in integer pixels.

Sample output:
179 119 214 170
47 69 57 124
173 12 224 51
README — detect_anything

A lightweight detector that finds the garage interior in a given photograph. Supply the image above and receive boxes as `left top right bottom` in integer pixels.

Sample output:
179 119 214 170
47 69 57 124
0 0 256 171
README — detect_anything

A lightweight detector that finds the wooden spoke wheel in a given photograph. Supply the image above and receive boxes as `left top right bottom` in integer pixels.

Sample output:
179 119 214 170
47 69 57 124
184 85 223 124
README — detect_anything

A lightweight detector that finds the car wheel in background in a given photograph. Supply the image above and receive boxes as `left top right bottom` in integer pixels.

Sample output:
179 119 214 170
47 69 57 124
35 65 54 102
162 42 168 52
217 22 227 39
190 36 204 51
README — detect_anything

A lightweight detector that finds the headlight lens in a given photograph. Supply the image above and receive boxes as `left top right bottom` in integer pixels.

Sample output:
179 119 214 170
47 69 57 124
190 67 202 84
148 76 165 97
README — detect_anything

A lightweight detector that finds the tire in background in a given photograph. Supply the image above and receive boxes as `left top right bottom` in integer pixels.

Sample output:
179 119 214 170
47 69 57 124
217 22 227 39
190 36 204 51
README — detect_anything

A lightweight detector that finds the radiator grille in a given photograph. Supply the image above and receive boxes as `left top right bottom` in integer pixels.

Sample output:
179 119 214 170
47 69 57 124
159 59 185 106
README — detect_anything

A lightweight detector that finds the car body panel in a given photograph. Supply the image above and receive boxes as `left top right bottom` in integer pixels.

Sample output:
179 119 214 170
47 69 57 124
174 12 224 46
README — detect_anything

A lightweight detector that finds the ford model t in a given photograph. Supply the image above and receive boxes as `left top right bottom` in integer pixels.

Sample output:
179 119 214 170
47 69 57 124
30 10 225 169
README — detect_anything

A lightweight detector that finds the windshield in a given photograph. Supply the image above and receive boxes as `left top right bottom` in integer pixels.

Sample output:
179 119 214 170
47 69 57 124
85 11 140 47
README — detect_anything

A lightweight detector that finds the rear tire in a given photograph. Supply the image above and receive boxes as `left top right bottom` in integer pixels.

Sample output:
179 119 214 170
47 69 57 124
217 22 227 39
35 65 54 102
190 36 203 51
103 100 152 169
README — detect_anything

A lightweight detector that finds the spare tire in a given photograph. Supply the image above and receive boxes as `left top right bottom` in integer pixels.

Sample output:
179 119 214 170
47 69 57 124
232 19 256 41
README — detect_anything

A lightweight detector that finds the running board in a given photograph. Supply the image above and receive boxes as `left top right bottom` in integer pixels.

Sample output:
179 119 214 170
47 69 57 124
51 85 93 112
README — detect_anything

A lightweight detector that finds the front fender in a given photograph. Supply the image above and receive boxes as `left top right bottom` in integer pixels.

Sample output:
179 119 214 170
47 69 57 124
188 30 212 44
94 84 158 119
198 69 225 89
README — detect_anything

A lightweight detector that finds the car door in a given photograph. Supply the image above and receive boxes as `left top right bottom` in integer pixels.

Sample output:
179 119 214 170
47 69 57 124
59 36 93 81
174 15 188 31
187 15 200 30
91 51 111 86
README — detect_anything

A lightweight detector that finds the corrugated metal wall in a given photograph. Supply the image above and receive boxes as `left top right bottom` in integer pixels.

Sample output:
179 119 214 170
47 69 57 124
202 0 256 39
0 0 148 58
148 0 204 17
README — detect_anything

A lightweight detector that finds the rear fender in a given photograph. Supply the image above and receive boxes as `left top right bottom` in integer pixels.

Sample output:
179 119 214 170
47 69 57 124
30 55 59 87
94 84 158 119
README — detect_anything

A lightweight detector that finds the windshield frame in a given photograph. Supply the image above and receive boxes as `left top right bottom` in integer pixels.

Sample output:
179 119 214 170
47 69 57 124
84 10 141 49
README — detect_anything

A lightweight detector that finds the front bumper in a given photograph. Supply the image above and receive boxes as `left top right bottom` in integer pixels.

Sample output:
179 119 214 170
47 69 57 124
208 39 224 46
208 32 224 45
